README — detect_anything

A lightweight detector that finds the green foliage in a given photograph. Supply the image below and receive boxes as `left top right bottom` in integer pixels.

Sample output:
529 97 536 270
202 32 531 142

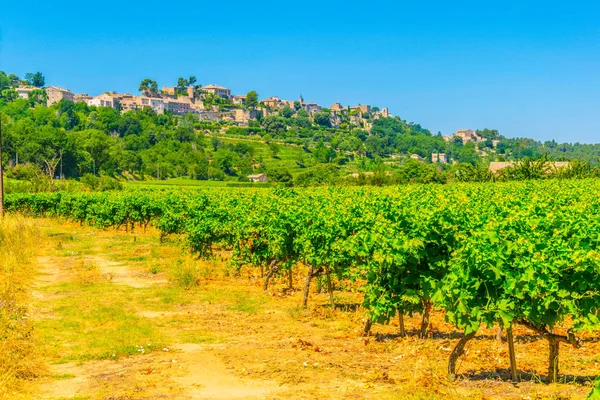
24 72 45 87
281 105 294 118
80 174 123 191
246 91 258 108
588 378 600 399
138 78 158 93
313 112 331 127
263 115 286 135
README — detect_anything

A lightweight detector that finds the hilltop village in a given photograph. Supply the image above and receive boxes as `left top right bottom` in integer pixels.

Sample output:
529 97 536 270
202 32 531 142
3 71 598 188
14 81 391 130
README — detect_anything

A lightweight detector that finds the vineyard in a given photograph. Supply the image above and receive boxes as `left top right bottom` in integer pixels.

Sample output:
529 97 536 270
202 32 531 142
6 180 600 387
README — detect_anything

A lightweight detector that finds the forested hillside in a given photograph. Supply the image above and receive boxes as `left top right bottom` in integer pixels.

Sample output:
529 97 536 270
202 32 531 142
1 70 600 189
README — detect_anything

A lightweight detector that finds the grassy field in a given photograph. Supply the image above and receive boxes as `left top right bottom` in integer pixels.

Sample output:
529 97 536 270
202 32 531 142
4 218 599 399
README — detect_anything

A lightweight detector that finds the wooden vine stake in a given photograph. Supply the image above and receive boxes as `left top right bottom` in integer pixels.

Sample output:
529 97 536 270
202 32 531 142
398 310 406 338
507 326 518 382
325 268 335 308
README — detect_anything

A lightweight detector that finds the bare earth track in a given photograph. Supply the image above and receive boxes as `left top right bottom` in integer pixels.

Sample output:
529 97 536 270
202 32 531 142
25 218 599 399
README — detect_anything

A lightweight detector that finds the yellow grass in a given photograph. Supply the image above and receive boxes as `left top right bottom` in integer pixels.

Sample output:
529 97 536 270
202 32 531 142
0 216 44 398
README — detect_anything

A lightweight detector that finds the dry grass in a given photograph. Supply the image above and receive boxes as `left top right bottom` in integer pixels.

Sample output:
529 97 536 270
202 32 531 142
73 260 102 286
0 216 44 398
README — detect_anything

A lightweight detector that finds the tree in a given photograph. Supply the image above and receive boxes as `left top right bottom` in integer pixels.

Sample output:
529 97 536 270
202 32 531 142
213 148 236 175
246 91 258 108
281 105 294 118
263 115 286 135
295 116 312 129
1 89 18 102
25 72 45 87
139 78 158 93
268 168 293 184
297 109 309 118
269 142 281 158
28 89 47 106
294 101 302 111
175 76 197 96
117 116 142 137
7 74 20 87
0 72 10 93
313 112 331 127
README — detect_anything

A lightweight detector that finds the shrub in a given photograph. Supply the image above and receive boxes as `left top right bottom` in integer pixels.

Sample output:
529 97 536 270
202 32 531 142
169 257 202 289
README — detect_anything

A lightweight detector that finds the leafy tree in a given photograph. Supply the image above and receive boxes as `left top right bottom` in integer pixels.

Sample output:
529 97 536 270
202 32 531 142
246 91 258 108
175 76 197 96
7 74 20 87
213 147 237 175
0 71 10 93
296 109 309 118
25 72 45 87
267 168 293 184
313 112 331 127
263 115 286 135
313 140 336 163
281 105 294 118
295 116 311 129
269 142 281 158
28 89 47 106
139 78 158 93
117 116 142 137
1 89 18 102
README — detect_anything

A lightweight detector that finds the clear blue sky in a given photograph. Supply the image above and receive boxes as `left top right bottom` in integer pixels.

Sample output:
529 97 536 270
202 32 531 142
1 1 599 143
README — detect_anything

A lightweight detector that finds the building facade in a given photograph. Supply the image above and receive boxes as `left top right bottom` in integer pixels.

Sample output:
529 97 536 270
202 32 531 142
202 84 231 100
45 86 75 106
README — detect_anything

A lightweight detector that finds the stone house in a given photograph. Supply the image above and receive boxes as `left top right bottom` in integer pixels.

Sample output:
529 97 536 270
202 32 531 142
162 86 195 99
202 84 231 100
232 95 247 106
330 103 344 112
164 97 192 115
247 173 267 183
16 86 36 99
85 93 121 109
45 86 75 106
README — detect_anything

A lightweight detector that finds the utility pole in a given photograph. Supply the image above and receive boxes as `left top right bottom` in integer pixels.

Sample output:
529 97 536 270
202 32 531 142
0 113 4 218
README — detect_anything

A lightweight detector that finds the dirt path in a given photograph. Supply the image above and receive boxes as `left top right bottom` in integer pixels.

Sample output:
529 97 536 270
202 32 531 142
171 344 281 399
84 254 168 288
32 227 283 400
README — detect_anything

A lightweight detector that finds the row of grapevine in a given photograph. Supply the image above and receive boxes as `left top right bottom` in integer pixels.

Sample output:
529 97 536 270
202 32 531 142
6 180 600 382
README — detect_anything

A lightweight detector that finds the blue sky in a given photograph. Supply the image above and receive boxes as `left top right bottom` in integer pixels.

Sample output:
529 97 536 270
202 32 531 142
1 1 599 143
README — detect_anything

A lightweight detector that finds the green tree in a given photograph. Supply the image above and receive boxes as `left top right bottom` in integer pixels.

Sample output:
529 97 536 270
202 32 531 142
28 89 47 106
263 115 286 135
269 142 281 158
25 72 45 87
1 89 18 102
281 105 294 118
213 147 237 175
313 112 331 127
139 78 158 93
246 91 258 108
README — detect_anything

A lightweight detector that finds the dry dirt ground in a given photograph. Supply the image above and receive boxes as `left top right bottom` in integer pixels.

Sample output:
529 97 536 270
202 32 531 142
22 218 600 399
